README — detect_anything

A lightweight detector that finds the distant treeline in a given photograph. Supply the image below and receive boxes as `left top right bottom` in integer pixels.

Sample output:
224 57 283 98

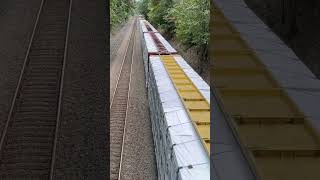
111 0 135 29
137 0 209 50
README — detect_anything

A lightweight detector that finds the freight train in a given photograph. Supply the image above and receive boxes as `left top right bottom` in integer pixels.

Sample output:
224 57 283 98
139 18 210 180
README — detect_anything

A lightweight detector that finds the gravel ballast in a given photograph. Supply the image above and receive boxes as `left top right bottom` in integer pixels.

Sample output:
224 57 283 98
52 0 108 179
119 19 158 180
0 0 42 136
110 18 134 63
110 18 135 103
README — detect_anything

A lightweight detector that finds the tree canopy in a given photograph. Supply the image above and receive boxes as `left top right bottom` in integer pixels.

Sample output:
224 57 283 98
137 0 209 48
111 0 135 28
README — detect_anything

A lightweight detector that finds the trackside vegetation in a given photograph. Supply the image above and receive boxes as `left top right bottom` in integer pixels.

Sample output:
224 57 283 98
111 0 135 28
137 0 209 50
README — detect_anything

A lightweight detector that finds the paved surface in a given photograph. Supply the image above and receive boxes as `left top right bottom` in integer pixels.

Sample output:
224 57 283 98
119 20 157 180
0 0 42 137
52 0 108 179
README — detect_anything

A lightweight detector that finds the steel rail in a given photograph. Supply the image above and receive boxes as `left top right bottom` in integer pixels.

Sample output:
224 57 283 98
110 19 136 108
110 17 137 180
0 0 72 178
49 0 73 178
0 0 45 153
117 18 137 180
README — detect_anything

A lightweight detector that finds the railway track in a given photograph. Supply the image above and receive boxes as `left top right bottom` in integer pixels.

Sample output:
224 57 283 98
0 0 71 179
212 3 320 180
110 18 136 180
111 18 135 63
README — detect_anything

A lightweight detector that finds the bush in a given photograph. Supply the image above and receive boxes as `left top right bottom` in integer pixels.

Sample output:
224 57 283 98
111 0 134 29
169 0 209 48
138 0 209 48
148 0 175 37
137 0 150 19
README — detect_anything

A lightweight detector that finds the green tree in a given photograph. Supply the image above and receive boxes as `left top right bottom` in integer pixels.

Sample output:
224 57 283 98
137 0 150 19
169 0 209 48
111 0 135 28
137 0 209 64
148 0 175 37
138 0 209 48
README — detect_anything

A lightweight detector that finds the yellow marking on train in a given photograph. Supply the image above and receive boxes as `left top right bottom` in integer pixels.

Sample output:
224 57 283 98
160 55 210 154
212 2 320 180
